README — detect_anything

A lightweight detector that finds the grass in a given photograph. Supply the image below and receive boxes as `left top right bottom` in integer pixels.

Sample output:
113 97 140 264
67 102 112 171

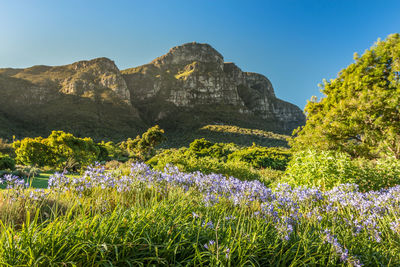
0 164 399 266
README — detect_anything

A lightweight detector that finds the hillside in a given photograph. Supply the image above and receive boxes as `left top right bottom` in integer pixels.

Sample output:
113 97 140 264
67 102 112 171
0 42 305 143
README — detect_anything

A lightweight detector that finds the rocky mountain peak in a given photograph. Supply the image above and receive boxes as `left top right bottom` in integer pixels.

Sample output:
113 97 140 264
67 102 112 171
0 43 306 140
122 42 305 132
70 57 119 72
151 42 224 69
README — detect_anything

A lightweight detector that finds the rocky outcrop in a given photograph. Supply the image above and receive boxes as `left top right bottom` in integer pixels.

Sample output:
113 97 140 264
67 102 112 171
122 42 305 131
0 58 143 140
0 57 131 105
0 42 305 140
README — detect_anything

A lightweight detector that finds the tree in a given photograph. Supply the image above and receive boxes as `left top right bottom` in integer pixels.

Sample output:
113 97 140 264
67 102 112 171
44 131 99 170
13 137 51 167
291 33 400 159
13 131 100 170
120 125 166 160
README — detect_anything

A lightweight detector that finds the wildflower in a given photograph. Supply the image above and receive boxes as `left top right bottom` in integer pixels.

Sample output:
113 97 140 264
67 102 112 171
204 240 215 250
225 248 230 259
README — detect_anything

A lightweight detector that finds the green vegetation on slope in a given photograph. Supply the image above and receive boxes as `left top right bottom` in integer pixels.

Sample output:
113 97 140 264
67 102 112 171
291 33 400 159
162 124 289 148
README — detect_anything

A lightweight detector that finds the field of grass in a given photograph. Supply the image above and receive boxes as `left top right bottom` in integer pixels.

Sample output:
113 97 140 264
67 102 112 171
0 163 399 266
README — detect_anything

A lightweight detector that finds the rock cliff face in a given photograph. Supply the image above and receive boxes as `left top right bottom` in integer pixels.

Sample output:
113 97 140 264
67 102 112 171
0 42 305 140
122 42 305 131
0 58 143 140
0 57 130 105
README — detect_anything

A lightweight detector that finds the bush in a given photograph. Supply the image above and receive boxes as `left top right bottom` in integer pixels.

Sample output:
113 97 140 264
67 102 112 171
13 131 100 171
282 149 400 191
353 157 400 191
228 145 291 170
282 149 357 190
147 148 260 181
120 125 166 161
97 141 126 161
104 160 122 170
0 153 16 171
188 138 237 160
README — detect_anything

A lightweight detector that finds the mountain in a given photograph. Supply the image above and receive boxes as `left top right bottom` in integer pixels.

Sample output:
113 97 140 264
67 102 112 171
0 42 305 144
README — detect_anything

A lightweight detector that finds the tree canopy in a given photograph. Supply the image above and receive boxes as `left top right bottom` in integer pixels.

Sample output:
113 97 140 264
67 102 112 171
13 131 99 170
291 33 400 159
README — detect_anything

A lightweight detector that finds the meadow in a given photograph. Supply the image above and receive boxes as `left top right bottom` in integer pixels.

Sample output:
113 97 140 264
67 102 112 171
1 123 400 266
0 161 400 266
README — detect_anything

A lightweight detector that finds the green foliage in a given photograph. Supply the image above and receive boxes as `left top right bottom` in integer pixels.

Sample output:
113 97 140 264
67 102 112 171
13 137 51 168
147 139 285 186
13 131 99 170
147 147 265 182
188 138 236 159
228 144 291 170
161 124 290 149
0 138 14 156
120 125 166 161
96 141 127 162
291 33 400 159
45 131 99 170
282 150 357 190
352 157 400 191
282 149 400 191
0 153 15 171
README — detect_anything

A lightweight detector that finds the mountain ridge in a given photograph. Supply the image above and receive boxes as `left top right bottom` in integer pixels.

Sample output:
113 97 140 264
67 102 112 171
0 42 305 143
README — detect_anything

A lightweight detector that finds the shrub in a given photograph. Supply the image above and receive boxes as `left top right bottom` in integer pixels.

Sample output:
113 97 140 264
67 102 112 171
120 125 166 161
147 148 262 181
228 145 291 170
353 157 400 191
97 141 126 161
13 131 100 171
188 138 237 160
282 149 357 190
104 160 122 170
0 153 16 171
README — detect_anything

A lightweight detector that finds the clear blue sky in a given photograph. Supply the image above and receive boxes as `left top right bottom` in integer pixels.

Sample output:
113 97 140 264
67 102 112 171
1 0 399 108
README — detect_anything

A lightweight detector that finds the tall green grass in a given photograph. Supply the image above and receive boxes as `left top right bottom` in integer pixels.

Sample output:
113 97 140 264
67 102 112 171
0 181 399 266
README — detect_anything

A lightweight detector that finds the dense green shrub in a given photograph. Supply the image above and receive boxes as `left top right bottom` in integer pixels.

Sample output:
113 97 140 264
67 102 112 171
282 149 357 190
282 149 400 191
228 145 291 170
0 153 16 170
120 125 166 161
97 141 128 162
148 148 256 179
353 157 400 191
13 131 100 171
188 138 237 159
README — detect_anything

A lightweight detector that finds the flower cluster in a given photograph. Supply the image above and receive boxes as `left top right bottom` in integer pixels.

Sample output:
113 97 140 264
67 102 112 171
0 174 27 189
45 162 400 265
323 229 363 267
